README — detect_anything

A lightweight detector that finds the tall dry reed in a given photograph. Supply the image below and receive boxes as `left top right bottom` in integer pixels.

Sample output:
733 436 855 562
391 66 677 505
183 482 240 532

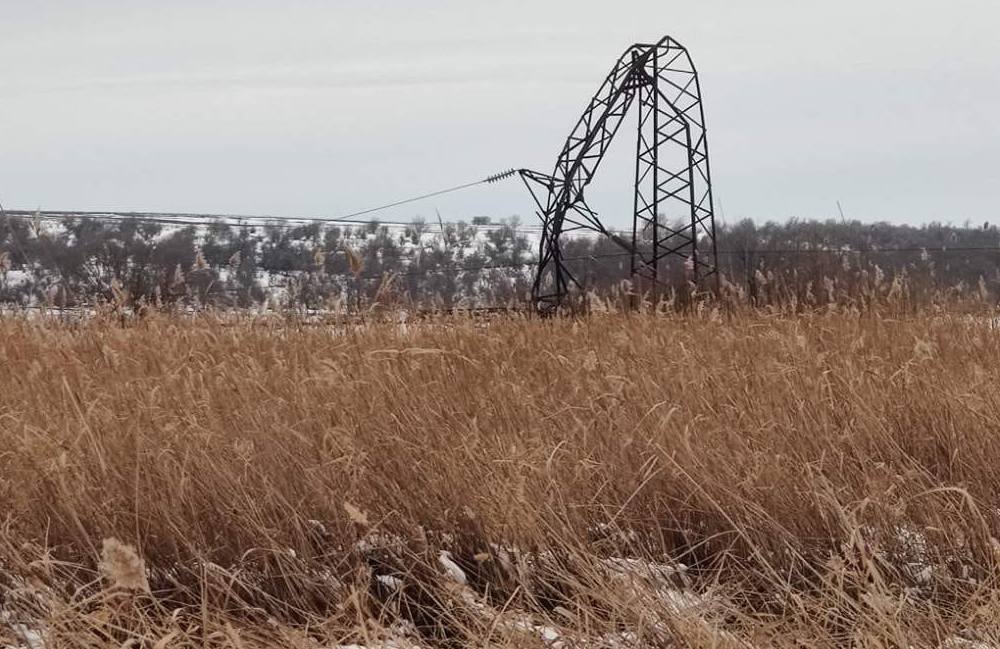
1 310 1000 647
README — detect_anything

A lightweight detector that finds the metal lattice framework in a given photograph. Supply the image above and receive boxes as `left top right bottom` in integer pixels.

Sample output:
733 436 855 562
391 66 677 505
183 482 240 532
519 35 717 311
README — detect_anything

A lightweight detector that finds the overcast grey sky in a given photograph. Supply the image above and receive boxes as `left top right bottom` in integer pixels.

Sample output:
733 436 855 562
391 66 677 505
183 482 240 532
2 1 998 227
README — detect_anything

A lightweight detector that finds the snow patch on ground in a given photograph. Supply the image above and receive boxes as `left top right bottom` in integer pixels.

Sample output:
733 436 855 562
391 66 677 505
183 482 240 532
1 612 44 649
941 638 1000 649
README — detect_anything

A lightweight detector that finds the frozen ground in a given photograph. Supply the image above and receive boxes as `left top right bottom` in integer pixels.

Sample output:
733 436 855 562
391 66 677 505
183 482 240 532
5 525 997 648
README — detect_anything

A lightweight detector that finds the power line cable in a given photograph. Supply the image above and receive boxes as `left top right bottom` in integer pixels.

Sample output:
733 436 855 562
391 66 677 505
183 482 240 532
269 241 1000 284
25 211 551 232
5 209 1000 259
8 211 1000 255
0 168 522 230
325 168 519 222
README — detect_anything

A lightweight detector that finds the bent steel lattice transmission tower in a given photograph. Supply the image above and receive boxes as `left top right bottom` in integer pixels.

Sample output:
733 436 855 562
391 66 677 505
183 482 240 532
519 35 718 311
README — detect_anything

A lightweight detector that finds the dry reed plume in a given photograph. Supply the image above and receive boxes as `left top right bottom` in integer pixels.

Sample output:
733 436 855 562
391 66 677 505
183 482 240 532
2 309 1000 647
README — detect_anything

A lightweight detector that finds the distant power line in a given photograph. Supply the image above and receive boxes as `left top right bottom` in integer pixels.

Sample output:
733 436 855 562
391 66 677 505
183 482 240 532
2 209 559 234
3 204 1000 293
5 211 1000 257
0 169 524 231
716 246 1000 255
313 247 1000 284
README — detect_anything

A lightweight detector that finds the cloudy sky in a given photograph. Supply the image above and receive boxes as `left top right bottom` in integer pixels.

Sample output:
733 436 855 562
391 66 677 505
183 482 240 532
2 1 998 228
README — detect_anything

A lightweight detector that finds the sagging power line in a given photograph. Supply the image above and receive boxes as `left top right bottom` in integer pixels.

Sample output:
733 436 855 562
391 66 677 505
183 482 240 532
4 209 997 260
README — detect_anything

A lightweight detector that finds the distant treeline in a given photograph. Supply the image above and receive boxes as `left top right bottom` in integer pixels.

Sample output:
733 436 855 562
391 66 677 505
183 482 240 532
1 212 998 310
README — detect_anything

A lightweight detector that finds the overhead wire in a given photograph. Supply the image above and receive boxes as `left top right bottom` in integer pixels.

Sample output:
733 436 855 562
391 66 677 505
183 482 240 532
7 210 1000 257
0 168 523 230
3 208 998 302
5 210 559 235
4 209 998 258
4 167 1000 293
6 171 995 255
324 168 519 222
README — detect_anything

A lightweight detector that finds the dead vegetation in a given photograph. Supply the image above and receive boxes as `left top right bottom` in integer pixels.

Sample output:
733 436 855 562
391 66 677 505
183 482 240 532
2 308 1000 648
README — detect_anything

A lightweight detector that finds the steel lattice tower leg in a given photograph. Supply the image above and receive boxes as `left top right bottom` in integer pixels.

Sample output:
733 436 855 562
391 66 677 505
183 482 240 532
631 39 718 302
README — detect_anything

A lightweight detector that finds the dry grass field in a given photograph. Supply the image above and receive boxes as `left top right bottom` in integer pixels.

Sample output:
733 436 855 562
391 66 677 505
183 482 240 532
2 309 1000 648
